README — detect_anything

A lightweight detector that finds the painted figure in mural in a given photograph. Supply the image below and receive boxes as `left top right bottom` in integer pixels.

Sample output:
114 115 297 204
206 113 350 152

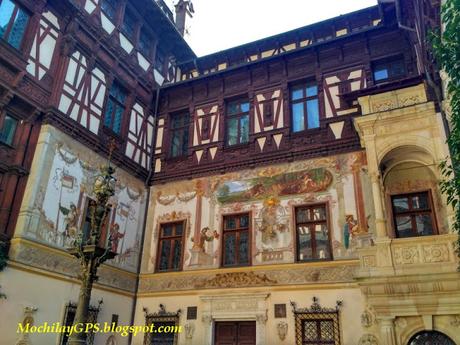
343 214 359 249
258 197 288 247
109 223 125 253
191 227 219 252
60 203 79 238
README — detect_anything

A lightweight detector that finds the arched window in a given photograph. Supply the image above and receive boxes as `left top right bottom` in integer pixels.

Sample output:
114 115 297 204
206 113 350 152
408 331 455 345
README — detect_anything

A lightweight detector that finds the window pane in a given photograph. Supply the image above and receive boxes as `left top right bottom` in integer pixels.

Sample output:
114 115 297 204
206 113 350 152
225 217 236 230
297 225 312 261
415 214 434 236
224 233 236 265
374 68 389 81
304 321 318 340
320 320 334 340
391 60 405 77
171 132 181 157
8 7 28 49
240 215 249 228
292 102 305 132
112 105 123 133
239 115 249 144
227 101 239 115
0 115 18 145
227 117 238 145
296 208 310 223
307 99 319 129
291 88 303 101
312 207 326 220
139 31 152 56
101 0 117 20
395 216 412 237
172 239 182 269
122 9 136 39
315 224 330 260
159 240 171 271
175 223 183 236
162 224 173 237
392 197 409 213
306 85 318 97
240 101 250 113
0 0 15 38
238 231 249 264
104 99 114 127
412 194 429 210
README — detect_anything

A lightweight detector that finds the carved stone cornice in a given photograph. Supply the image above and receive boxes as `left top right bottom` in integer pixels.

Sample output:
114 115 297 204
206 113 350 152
138 262 358 293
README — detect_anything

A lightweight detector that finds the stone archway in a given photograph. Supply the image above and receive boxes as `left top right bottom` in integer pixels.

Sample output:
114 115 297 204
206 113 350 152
408 331 455 345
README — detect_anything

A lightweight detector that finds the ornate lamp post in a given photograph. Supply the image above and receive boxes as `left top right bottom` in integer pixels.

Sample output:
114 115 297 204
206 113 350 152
67 159 118 345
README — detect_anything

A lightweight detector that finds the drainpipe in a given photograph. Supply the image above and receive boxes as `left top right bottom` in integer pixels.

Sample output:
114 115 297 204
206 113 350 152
128 85 161 344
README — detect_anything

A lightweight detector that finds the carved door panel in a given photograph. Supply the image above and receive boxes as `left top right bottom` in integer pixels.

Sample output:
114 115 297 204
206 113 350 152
215 322 256 345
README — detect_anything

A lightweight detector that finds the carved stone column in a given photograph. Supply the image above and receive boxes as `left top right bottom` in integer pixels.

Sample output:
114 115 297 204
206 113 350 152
379 318 396 345
256 313 268 345
202 315 212 345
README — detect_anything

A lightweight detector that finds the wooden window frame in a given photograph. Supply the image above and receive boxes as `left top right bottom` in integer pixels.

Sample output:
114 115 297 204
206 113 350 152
0 0 30 50
390 190 438 238
169 112 189 158
225 99 250 147
294 203 333 262
221 212 251 268
155 221 186 273
290 81 320 133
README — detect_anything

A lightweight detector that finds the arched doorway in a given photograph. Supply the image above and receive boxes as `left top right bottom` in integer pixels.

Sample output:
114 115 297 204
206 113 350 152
408 331 455 345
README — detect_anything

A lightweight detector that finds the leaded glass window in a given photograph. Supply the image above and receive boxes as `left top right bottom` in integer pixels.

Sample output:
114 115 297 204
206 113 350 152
226 99 250 146
391 191 436 238
104 82 126 134
157 222 184 272
169 113 189 158
0 114 17 146
372 55 405 83
296 205 331 261
223 214 250 267
0 0 30 50
291 83 320 132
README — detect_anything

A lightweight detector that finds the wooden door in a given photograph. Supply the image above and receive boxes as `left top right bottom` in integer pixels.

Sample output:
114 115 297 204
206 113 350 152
215 321 256 345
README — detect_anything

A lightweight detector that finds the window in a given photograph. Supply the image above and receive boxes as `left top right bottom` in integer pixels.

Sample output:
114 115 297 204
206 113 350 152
59 303 100 345
295 205 331 261
157 222 185 272
226 99 250 146
222 214 250 267
391 191 436 238
155 50 165 74
100 0 117 20
373 56 405 83
293 298 341 345
144 308 180 345
0 0 30 49
0 114 18 145
291 83 320 132
121 8 136 41
104 82 126 134
139 30 153 57
169 112 189 158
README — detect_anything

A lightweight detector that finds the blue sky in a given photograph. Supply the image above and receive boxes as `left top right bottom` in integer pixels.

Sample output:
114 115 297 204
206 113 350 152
165 0 378 56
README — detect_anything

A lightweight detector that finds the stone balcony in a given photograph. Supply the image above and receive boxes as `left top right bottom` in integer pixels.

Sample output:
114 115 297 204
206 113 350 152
356 234 459 279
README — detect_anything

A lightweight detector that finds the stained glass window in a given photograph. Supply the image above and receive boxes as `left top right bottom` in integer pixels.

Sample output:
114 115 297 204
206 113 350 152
0 114 17 146
291 83 320 132
223 214 250 267
0 0 29 50
157 222 184 272
391 191 436 238
170 112 189 158
104 82 126 134
226 99 250 146
296 205 331 261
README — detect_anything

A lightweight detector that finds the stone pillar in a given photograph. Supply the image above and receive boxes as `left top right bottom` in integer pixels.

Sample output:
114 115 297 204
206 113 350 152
370 173 387 239
256 314 268 345
202 315 212 345
379 318 397 345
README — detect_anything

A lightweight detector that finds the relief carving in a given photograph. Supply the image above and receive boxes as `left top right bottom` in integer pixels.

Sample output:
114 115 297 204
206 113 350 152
16 307 38 345
393 246 420 265
422 244 450 263
277 321 288 341
184 323 195 339
358 334 379 345
194 271 277 289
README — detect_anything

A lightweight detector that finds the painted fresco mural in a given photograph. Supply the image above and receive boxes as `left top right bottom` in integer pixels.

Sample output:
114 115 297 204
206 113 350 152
18 126 146 272
148 151 375 272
